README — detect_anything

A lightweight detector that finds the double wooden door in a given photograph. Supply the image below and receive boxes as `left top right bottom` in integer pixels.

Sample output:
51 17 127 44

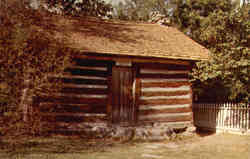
111 66 136 124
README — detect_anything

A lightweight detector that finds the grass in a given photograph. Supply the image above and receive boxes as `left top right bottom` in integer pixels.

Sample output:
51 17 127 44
0 133 250 159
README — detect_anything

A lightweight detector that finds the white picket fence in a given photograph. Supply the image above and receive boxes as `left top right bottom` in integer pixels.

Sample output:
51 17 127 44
193 103 250 134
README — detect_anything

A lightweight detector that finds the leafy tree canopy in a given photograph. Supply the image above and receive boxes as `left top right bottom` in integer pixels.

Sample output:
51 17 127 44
113 0 172 21
171 0 249 102
43 0 113 17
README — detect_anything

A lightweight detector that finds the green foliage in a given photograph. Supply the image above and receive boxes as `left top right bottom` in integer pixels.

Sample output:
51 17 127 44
171 0 249 102
113 0 171 21
45 0 113 17
0 0 72 136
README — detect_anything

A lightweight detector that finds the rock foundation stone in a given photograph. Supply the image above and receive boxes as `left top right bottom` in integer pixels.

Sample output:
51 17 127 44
66 122 195 141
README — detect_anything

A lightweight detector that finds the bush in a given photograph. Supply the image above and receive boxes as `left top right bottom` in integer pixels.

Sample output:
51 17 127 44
0 0 72 137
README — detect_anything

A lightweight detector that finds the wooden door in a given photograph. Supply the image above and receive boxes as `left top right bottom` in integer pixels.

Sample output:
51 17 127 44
111 67 135 124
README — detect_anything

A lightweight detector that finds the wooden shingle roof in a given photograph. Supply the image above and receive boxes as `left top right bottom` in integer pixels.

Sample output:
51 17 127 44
44 15 210 61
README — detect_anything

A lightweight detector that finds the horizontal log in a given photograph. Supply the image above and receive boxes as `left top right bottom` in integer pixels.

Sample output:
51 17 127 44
51 93 107 99
142 85 190 92
139 98 192 105
140 69 189 75
39 102 98 107
41 113 106 117
65 68 108 77
61 87 108 95
41 115 82 123
61 78 107 85
51 74 107 80
49 76 107 85
141 82 190 88
140 94 191 100
39 96 107 104
139 104 190 110
41 113 107 123
69 66 107 71
142 91 190 97
140 112 191 118
141 78 188 83
73 58 114 67
139 114 192 122
62 83 108 89
39 103 106 114
139 107 191 116
139 73 188 79
68 114 107 123
136 63 190 70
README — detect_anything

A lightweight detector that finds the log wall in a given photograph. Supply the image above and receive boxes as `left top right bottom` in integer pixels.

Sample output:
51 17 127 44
36 58 193 130
137 63 193 127
37 59 113 130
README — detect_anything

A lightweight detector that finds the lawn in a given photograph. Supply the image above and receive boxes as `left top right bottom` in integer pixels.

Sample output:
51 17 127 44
0 133 250 159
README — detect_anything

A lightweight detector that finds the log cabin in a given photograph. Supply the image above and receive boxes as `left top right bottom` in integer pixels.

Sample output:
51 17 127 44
35 15 210 131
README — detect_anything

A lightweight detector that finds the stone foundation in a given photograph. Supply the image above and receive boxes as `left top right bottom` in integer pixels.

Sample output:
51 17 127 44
60 122 195 141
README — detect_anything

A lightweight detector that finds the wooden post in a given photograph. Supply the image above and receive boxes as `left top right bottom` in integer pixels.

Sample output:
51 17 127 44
107 63 113 123
190 82 194 125
133 64 141 124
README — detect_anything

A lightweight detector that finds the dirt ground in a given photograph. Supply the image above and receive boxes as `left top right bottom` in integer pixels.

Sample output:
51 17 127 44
1 132 250 159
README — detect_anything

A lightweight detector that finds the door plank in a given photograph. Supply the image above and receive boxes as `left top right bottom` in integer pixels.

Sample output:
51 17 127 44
111 66 135 124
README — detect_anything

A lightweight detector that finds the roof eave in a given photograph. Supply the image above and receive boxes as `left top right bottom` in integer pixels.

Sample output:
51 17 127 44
77 50 210 61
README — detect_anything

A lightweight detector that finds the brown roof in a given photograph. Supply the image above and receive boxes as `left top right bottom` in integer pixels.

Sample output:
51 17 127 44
41 15 210 60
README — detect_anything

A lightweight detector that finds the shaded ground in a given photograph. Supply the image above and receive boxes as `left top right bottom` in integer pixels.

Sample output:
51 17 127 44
0 133 250 159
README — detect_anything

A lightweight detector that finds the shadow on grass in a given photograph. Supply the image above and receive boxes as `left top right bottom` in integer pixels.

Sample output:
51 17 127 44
195 128 216 137
0 136 117 157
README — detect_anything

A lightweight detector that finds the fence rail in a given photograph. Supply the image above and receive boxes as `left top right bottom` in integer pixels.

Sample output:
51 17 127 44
193 103 250 133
